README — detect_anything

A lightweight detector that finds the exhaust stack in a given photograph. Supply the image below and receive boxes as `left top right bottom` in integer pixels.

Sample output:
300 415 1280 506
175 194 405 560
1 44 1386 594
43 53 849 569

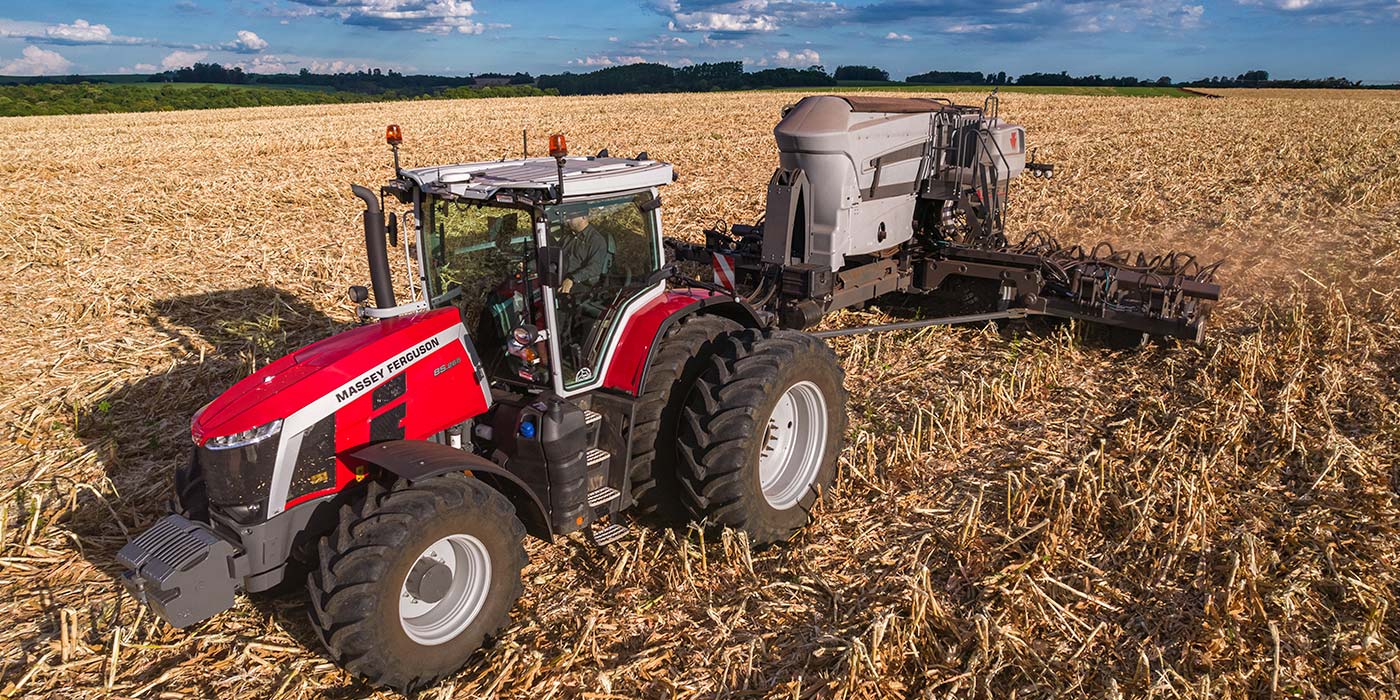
351 184 396 309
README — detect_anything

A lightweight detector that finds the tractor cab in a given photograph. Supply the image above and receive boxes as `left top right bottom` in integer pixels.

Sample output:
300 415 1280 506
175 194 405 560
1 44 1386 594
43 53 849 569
379 136 674 398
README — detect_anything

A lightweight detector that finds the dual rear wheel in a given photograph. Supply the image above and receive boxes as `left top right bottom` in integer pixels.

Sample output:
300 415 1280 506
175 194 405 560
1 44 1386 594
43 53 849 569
629 320 848 544
673 329 847 544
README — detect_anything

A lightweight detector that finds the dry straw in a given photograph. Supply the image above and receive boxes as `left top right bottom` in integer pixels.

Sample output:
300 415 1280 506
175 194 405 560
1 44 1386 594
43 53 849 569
0 88 1397 698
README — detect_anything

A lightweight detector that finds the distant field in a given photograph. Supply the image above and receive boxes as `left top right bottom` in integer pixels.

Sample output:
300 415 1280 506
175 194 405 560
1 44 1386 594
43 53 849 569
0 81 366 116
819 81 1198 97
0 75 334 91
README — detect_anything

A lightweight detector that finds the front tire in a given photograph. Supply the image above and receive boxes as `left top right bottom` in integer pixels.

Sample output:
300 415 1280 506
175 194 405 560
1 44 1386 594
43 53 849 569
676 329 847 544
307 474 527 693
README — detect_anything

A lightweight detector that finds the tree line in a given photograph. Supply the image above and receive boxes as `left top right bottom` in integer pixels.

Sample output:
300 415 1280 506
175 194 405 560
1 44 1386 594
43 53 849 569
536 61 833 95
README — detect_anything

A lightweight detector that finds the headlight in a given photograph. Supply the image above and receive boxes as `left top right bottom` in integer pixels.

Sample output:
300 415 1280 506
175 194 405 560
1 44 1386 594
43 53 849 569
204 419 283 450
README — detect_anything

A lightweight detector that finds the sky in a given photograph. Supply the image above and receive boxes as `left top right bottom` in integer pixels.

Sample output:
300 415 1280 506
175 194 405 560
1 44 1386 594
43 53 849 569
1 1 1397 83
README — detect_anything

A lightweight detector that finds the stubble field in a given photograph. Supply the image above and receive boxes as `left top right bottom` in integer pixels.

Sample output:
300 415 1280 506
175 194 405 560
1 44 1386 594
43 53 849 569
1 88 1398 699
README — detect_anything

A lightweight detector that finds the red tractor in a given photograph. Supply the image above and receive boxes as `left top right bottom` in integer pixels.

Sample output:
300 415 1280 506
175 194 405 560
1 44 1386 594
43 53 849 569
119 96 1219 693
119 127 846 692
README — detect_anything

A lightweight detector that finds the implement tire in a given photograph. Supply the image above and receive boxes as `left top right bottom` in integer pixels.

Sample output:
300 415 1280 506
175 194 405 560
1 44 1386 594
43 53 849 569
307 473 527 693
628 313 742 522
676 329 847 544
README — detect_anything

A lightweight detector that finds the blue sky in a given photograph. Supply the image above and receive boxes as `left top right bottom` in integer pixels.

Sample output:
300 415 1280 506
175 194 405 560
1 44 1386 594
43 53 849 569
1 1 1397 82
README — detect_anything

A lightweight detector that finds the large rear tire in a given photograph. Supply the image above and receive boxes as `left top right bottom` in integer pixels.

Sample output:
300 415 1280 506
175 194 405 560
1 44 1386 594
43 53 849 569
628 313 742 522
307 473 527 693
676 329 847 544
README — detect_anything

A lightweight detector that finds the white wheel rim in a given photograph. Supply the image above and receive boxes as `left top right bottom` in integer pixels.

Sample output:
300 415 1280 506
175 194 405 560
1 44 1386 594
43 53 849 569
399 534 492 646
758 380 828 509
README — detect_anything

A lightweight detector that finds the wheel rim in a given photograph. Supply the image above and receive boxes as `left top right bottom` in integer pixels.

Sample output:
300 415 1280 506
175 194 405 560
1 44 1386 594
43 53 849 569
399 534 492 646
758 380 828 510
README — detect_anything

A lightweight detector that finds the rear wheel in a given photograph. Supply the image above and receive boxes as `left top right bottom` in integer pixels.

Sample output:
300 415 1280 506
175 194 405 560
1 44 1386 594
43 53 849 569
307 474 527 693
676 329 847 544
628 313 742 522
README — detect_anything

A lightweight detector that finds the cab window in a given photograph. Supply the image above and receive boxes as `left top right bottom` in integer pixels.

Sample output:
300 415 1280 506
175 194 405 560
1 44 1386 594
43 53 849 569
545 192 661 389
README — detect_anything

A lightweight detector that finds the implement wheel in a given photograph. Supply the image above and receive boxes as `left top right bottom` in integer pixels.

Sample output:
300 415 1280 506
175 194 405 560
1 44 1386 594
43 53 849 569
307 474 526 693
676 329 847 544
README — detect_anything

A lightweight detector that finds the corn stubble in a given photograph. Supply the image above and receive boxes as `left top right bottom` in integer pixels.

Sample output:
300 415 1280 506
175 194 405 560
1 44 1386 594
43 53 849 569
0 89 1398 698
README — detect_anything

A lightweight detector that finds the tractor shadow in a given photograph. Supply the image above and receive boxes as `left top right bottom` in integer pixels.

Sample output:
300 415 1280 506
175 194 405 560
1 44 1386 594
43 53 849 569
65 286 364 681
63 286 507 696
72 286 345 562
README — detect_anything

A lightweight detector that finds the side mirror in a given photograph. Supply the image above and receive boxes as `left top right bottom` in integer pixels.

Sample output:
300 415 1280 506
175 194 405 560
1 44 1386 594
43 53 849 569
387 212 398 247
536 245 565 288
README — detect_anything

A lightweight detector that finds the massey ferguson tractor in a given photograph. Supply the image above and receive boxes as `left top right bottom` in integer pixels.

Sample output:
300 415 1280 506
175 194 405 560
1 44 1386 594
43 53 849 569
117 94 1221 692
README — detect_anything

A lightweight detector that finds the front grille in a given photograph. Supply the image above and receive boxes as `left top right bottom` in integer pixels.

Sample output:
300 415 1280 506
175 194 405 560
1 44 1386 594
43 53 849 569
198 435 279 508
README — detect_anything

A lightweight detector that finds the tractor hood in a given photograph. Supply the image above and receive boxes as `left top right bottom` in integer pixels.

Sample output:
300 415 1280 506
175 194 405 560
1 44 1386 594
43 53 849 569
191 308 475 445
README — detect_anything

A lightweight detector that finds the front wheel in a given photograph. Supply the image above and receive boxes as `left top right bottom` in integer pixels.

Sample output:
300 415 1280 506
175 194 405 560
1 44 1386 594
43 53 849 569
307 474 527 693
676 329 847 544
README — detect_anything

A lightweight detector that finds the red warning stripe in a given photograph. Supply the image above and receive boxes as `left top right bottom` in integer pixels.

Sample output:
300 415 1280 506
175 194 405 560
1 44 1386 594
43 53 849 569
711 253 736 291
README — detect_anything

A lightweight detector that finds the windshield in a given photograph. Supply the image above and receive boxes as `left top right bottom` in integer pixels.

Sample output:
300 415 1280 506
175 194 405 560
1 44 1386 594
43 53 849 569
425 198 533 299
424 199 536 373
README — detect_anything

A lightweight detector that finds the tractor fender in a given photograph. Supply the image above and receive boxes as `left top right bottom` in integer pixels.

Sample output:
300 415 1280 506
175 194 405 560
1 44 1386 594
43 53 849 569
602 289 764 396
346 440 553 541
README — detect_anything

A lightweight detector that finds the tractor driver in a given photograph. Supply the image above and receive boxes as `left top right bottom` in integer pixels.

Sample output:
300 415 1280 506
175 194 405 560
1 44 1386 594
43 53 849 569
557 213 609 295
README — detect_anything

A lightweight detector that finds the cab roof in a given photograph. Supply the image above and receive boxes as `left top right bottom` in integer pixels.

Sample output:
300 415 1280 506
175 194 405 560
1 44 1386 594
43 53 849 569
400 155 673 201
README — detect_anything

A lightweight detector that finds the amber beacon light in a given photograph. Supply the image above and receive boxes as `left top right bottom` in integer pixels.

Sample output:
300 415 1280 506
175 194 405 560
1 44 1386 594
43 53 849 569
548 133 568 159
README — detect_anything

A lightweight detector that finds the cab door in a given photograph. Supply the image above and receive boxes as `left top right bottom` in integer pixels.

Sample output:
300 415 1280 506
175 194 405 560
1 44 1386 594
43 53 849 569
537 189 665 397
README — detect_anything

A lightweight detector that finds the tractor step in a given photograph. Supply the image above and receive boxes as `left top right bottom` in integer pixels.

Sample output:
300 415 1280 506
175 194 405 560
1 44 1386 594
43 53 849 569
583 409 603 448
585 447 610 468
586 522 629 547
587 486 621 508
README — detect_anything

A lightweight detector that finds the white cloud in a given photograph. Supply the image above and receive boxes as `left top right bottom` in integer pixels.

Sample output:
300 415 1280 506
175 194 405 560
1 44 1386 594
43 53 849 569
773 47 820 66
307 58 379 73
0 17 151 46
223 53 407 74
0 45 74 75
232 54 291 72
944 22 997 33
287 0 489 34
46 19 114 43
1237 0 1394 11
134 62 157 72
1180 4 1205 27
232 30 268 52
885 31 912 40
661 0 843 33
608 36 619 42
569 54 647 67
702 33 745 47
161 50 209 70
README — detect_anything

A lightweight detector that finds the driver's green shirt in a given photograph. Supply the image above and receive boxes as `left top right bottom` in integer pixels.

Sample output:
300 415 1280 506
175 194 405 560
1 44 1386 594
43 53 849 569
562 224 609 287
